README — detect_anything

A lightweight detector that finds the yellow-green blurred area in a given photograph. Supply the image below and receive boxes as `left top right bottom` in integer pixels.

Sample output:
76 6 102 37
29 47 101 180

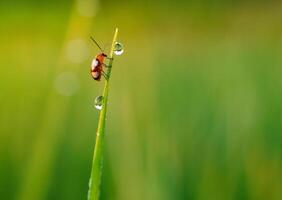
1 0 282 199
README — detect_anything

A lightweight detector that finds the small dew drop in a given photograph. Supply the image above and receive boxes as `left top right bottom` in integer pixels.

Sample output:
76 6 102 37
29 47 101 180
114 42 124 55
94 95 104 110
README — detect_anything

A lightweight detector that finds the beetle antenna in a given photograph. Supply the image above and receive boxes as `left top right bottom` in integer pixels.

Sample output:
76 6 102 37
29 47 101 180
90 36 103 52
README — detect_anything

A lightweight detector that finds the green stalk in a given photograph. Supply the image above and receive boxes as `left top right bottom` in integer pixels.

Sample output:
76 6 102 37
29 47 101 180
88 28 118 200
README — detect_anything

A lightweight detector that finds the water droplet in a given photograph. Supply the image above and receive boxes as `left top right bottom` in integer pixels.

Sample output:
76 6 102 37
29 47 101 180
94 95 104 110
114 42 124 55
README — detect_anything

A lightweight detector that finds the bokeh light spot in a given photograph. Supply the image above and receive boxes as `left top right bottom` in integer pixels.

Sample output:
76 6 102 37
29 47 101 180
54 71 80 96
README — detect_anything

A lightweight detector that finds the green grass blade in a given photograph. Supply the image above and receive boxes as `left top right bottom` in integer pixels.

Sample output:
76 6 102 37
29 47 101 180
87 28 119 200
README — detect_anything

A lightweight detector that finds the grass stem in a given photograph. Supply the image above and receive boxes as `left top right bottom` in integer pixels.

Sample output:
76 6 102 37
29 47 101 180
87 28 118 200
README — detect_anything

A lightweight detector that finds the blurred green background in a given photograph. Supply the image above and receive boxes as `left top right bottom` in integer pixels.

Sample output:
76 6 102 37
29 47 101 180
0 0 282 199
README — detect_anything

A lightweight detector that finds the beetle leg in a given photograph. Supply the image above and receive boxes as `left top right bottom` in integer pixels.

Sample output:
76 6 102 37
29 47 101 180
105 57 114 61
102 63 111 68
101 71 109 80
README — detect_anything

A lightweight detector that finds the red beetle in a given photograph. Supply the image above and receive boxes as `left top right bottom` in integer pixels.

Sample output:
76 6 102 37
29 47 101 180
91 53 107 81
90 36 109 81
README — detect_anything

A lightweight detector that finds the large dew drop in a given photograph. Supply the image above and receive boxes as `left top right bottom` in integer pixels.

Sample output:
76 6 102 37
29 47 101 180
94 95 104 110
114 42 124 55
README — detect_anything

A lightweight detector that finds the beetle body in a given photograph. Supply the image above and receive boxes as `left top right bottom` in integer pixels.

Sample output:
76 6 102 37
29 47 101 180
91 53 107 81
